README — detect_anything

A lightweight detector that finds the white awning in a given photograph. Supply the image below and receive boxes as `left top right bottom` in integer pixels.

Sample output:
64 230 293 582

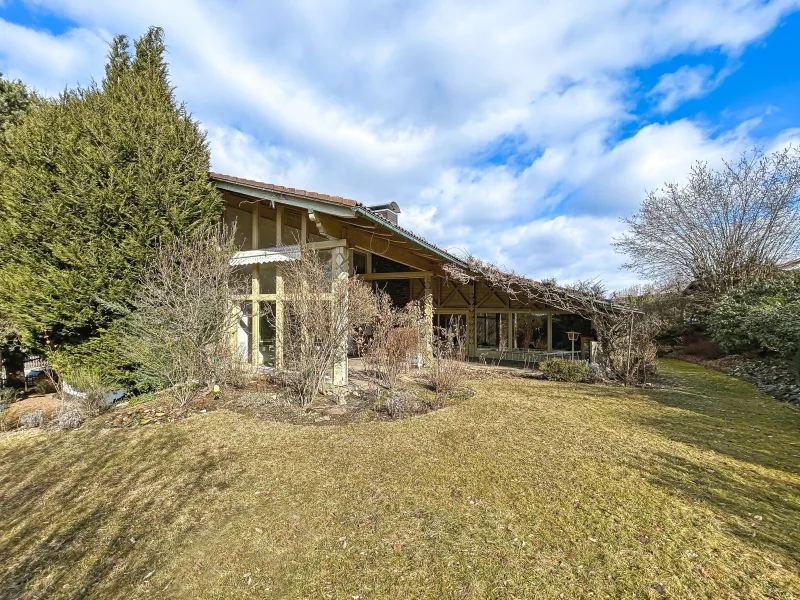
230 246 301 266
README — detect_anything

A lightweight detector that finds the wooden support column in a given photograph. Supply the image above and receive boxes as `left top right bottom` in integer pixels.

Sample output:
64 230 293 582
250 201 260 366
467 282 476 358
547 312 553 352
275 205 284 369
423 273 434 365
507 312 515 351
300 210 308 244
332 245 349 386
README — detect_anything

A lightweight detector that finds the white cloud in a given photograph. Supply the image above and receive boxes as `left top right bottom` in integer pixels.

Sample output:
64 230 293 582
0 18 107 94
2 0 800 287
650 64 730 112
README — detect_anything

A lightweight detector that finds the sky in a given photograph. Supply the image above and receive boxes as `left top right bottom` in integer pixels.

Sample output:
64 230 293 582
1 0 799 289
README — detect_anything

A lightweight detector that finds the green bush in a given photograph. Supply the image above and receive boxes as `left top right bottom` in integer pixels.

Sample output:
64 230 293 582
708 271 800 356
540 358 589 382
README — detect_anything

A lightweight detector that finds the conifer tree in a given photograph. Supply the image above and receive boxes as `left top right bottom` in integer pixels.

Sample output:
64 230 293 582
0 27 222 384
0 73 39 387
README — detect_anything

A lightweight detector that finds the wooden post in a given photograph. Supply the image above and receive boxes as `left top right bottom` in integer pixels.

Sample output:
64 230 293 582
507 312 515 351
423 273 434 365
250 201 260 365
467 282 476 358
332 245 349 386
547 312 553 352
300 210 308 245
275 205 284 369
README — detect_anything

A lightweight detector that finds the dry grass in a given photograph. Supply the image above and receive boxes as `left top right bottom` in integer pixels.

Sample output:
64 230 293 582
1 359 799 599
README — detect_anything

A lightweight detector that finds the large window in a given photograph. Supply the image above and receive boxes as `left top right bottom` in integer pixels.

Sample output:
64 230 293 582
476 312 500 348
258 216 277 248
259 264 277 295
225 207 253 250
514 313 548 350
259 302 276 367
551 313 592 351
352 251 368 275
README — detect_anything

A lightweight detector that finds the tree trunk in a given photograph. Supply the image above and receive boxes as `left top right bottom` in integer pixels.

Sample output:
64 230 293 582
1 345 26 389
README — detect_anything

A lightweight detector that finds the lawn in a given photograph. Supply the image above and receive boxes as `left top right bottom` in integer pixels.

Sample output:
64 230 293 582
1 359 799 599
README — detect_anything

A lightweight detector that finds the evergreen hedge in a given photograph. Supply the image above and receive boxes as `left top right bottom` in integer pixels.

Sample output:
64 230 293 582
707 270 800 356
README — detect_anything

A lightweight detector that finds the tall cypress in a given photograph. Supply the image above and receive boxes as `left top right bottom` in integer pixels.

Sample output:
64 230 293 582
0 27 222 383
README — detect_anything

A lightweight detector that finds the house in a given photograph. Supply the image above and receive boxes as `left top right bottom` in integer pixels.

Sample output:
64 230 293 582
211 173 593 385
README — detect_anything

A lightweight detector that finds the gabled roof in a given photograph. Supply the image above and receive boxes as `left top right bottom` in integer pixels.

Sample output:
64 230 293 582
209 172 468 268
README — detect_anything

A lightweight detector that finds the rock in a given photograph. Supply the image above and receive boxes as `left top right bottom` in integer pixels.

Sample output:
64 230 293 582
327 406 347 416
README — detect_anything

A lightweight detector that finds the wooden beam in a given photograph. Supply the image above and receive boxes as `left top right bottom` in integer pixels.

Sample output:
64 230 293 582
358 271 432 281
311 211 443 274
306 239 347 251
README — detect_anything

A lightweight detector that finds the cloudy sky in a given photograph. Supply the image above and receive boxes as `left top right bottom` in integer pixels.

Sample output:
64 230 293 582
2 0 800 288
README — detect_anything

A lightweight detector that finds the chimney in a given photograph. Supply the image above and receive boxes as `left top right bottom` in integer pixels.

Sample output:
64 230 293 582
368 202 401 225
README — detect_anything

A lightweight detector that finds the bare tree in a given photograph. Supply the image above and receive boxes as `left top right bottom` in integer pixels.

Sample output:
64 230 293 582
124 224 247 404
615 147 800 299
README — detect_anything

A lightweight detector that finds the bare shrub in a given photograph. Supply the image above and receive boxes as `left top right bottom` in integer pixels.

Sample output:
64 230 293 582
428 324 468 396
276 246 374 407
19 410 45 429
362 292 426 390
124 224 248 405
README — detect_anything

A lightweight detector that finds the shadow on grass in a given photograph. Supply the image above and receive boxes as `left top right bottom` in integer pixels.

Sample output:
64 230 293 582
604 359 800 568
636 450 800 566
591 360 800 475
0 424 231 599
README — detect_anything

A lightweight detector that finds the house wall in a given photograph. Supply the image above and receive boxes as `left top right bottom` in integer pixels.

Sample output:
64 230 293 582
223 191 590 376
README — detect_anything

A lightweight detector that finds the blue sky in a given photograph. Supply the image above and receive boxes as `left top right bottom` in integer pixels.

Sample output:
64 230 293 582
2 0 799 288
